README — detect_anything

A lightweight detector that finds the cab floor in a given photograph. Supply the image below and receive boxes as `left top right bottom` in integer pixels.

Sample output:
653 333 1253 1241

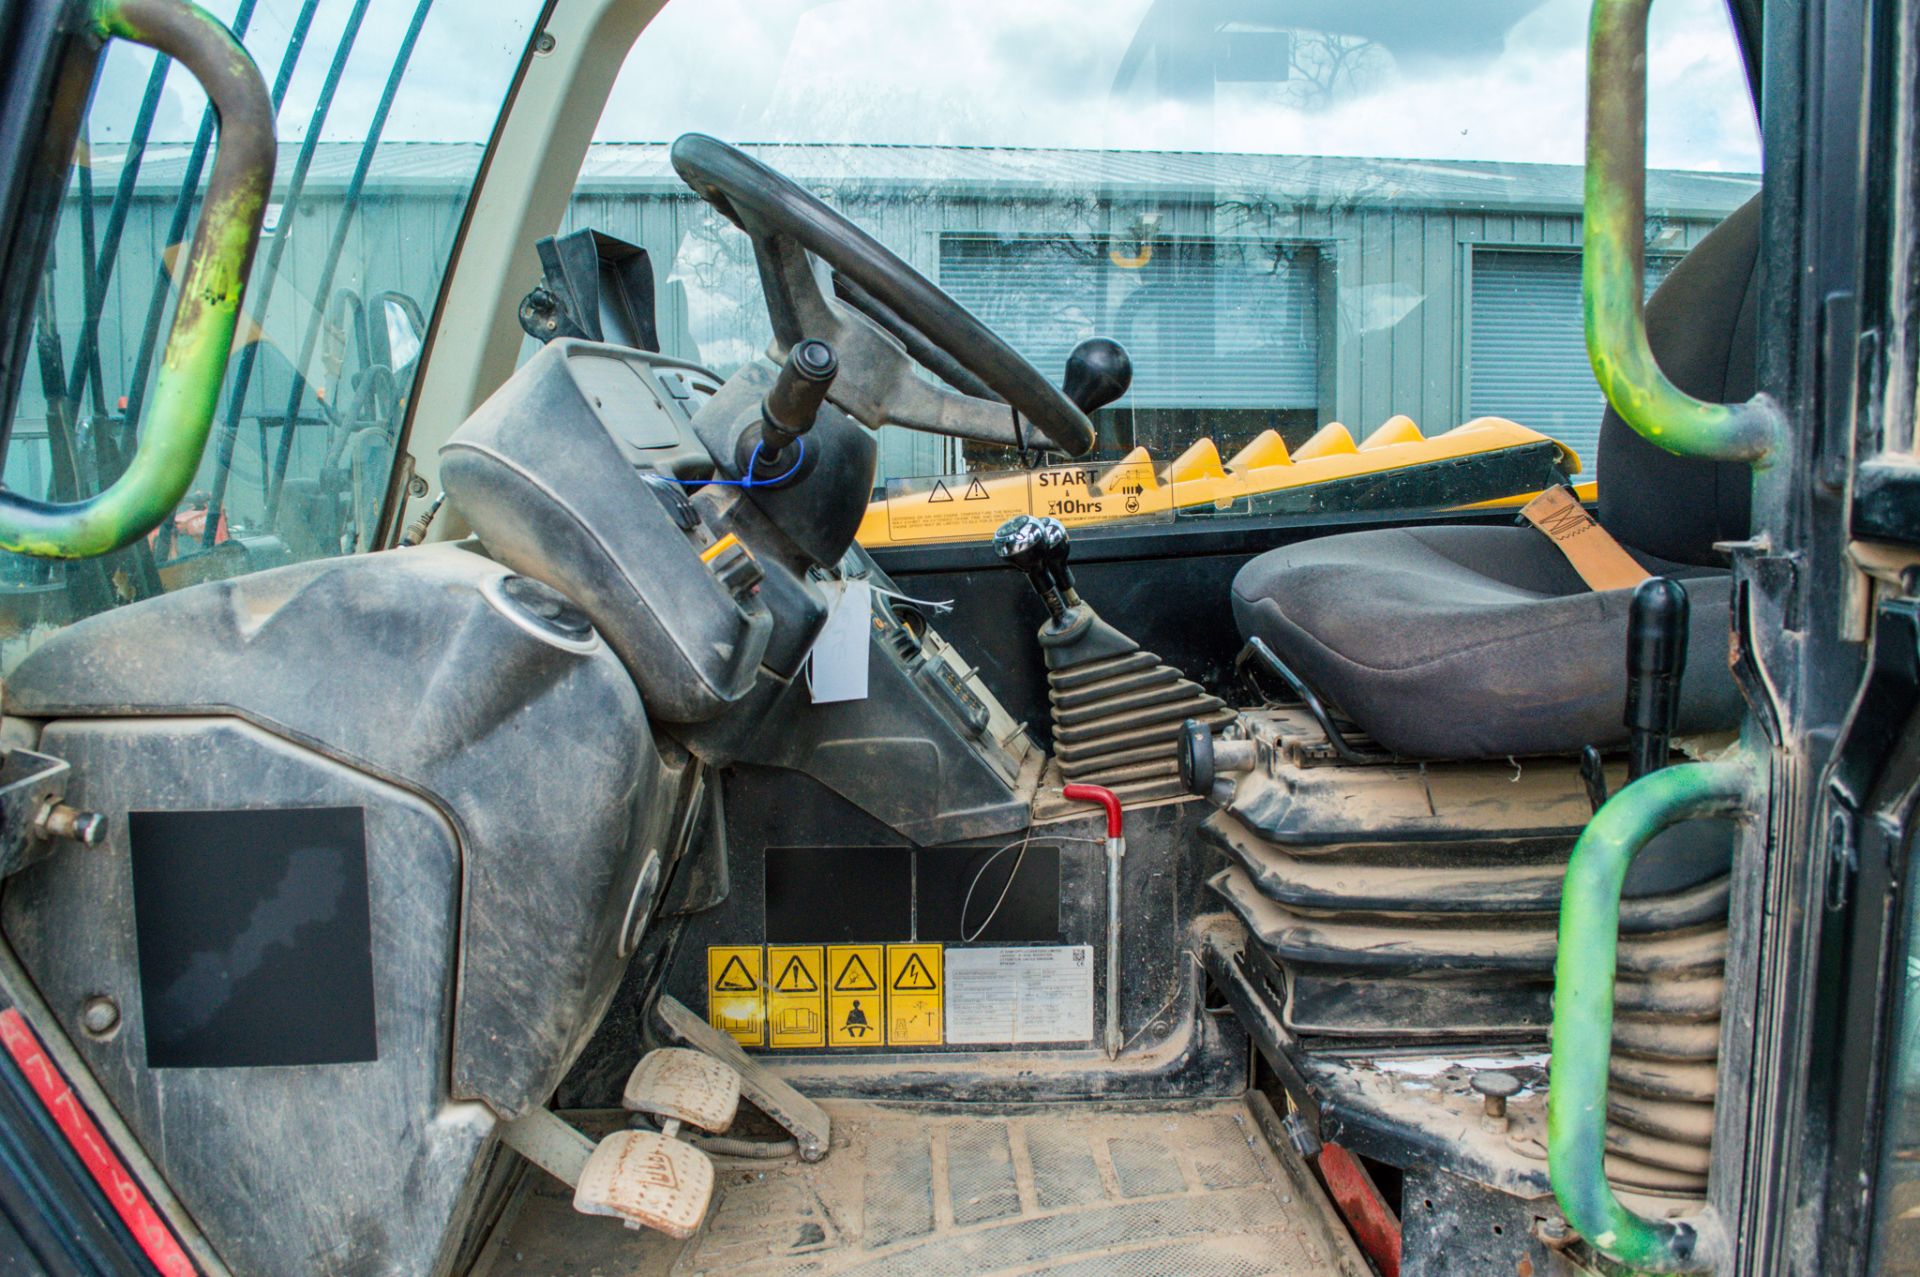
473 1097 1365 1277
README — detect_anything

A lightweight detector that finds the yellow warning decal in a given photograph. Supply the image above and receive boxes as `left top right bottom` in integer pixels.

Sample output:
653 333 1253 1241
766 946 826 1049
886 943 944 1046
707 946 765 1047
828 944 885 1047
882 469 1030 544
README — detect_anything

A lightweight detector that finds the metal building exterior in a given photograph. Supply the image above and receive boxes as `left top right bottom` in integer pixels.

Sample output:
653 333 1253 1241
16 141 1755 525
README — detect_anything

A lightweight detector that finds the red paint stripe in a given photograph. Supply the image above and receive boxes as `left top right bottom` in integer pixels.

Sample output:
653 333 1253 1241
0 1009 196 1277
1317 1140 1403 1277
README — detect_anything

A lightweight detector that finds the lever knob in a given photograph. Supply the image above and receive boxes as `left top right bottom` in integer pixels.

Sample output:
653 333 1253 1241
1624 576 1688 778
757 338 838 463
1036 516 1079 604
993 515 1066 623
1062 338 1132 415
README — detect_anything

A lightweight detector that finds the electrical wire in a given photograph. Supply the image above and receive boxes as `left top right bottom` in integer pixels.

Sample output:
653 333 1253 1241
958 832 1105 943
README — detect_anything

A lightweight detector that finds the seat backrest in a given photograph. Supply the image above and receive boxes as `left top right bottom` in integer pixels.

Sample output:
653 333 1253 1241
1596 193 1761 566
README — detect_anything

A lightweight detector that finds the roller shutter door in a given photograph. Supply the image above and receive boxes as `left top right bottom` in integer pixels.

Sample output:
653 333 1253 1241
1469 248 1673 468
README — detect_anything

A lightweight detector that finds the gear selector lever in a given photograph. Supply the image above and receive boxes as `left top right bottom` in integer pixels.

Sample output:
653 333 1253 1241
994 514 1066 623
1036 517 1081 607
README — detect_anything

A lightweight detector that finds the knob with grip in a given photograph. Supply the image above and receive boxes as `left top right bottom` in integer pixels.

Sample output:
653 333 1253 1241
1062 338 1132 415
1624 576 1688 779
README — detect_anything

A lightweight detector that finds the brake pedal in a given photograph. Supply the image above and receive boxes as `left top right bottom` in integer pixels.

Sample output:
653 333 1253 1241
623 1047 740 1135
499 1106 715 1238
656 995 831 1161
575 1129 714 1238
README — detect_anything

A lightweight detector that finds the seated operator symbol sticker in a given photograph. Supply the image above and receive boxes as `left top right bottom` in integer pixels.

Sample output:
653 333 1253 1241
841 999 872 1039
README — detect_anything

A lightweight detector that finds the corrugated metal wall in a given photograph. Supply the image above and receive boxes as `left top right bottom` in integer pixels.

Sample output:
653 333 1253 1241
27 178 1725 508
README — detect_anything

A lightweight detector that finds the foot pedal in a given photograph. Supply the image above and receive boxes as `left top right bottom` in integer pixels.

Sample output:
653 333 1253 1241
574 1129 714 1239
656 995 831 1161
623 1047 740 1134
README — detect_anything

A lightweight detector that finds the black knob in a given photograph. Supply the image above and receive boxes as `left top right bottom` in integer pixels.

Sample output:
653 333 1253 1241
1036 517 1079 604
1062 338 1132 415
1624 576 1688 778
1177 719 1215 796
993 515 1065 623
757 338 839 462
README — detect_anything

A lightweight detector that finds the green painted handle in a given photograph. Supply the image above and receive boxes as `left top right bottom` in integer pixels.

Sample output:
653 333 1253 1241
0 0 274 558
1585 0 1780 465
1549 758 1752 1272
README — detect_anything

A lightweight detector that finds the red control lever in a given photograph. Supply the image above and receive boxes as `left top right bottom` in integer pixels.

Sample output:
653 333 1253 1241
1062 783 1123 838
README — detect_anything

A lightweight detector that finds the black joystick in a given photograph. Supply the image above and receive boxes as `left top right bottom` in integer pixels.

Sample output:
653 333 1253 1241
1063 338 1133 415
746 338 838 477
1036 517 1081 606
1624 576 1689 779
994 515 1066 624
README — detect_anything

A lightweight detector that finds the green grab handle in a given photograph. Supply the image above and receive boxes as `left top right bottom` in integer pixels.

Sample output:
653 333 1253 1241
0 0 275 558
1548 757 1753 1273
1584 0 1781 466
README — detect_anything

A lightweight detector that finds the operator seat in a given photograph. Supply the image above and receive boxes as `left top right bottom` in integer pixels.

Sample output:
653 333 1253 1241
1230 195 1759 759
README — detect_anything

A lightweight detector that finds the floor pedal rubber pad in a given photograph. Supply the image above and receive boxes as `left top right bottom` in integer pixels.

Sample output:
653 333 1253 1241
623 1047 741 1133
573 1130 715 1238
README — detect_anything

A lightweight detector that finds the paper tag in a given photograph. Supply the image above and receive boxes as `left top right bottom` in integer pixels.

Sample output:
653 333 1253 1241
808 579 871 703
1520 486 1652 593
945 945 1094 1044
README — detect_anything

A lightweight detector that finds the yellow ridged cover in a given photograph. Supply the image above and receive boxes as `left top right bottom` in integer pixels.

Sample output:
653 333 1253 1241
854 416 1582 546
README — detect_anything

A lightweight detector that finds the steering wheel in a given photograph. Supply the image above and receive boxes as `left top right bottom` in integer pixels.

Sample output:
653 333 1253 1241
670 134 1095 457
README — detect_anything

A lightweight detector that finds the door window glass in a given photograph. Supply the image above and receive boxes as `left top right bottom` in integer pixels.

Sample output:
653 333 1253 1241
1 0 536 661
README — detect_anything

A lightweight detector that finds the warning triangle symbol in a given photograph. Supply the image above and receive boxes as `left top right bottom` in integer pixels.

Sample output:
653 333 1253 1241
833 954 879 992
893 953 938 991
714 954 758 992
774 955 819 993
927 480 954 503
963 478 990 501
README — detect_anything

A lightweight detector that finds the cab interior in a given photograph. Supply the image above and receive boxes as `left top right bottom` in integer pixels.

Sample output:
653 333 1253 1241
0 0 1866 1274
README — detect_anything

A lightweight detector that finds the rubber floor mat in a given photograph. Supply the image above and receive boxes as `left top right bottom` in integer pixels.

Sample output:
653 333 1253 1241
476 1098 1365 1277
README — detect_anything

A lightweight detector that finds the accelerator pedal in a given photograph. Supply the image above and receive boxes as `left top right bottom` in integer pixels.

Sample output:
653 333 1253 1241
499 1106 716 1238
656 994 831 1161
623 1047 740 1134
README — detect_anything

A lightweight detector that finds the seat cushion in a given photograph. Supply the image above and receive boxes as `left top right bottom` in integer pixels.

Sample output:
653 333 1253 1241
1230 524 1744 759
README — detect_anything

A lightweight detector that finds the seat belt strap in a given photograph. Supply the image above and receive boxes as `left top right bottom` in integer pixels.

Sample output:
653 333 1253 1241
1519 486 1652 593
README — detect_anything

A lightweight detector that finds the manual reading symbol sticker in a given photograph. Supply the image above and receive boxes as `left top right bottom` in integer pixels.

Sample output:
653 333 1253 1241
766 946 825 1049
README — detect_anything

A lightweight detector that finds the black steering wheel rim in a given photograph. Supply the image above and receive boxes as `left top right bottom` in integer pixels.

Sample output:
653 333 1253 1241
670 133 1095 457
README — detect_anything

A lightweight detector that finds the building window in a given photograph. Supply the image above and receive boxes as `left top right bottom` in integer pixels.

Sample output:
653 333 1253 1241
938 234 1322 467
1467 247 1677 469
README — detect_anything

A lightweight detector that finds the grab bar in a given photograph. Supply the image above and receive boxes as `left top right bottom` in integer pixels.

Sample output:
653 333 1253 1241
1584 0 1781 465
0 0 274 558
1548 757 1754 1272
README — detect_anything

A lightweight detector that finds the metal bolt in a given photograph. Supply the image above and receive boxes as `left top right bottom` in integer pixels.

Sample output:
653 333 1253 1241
80 997 119 1037
35 802 106 847
1471 1070 1521 1132
534 30 556 54
407 473 430 499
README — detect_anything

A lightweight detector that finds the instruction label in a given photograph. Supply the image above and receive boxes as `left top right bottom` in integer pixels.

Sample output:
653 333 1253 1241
883 469 1030 543
828 944 885 1047
706 946 765 1047
945 946 1095 1045
766 945 826 1049
1033 458 1175 528
885 943 945 1046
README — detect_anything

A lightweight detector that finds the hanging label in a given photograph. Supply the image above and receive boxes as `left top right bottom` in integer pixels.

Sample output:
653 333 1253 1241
827 944 885 1047
765 945 826 1049
706 946 765 1046
885 943 944 1046
808 580 871 703
945 945 1095 1045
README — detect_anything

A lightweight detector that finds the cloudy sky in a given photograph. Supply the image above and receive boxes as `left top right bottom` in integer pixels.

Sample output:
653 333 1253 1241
92 0 1757 174
599 0 1760 171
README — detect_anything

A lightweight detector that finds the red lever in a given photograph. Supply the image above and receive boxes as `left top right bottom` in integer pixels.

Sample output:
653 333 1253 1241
1062 783 1123 838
